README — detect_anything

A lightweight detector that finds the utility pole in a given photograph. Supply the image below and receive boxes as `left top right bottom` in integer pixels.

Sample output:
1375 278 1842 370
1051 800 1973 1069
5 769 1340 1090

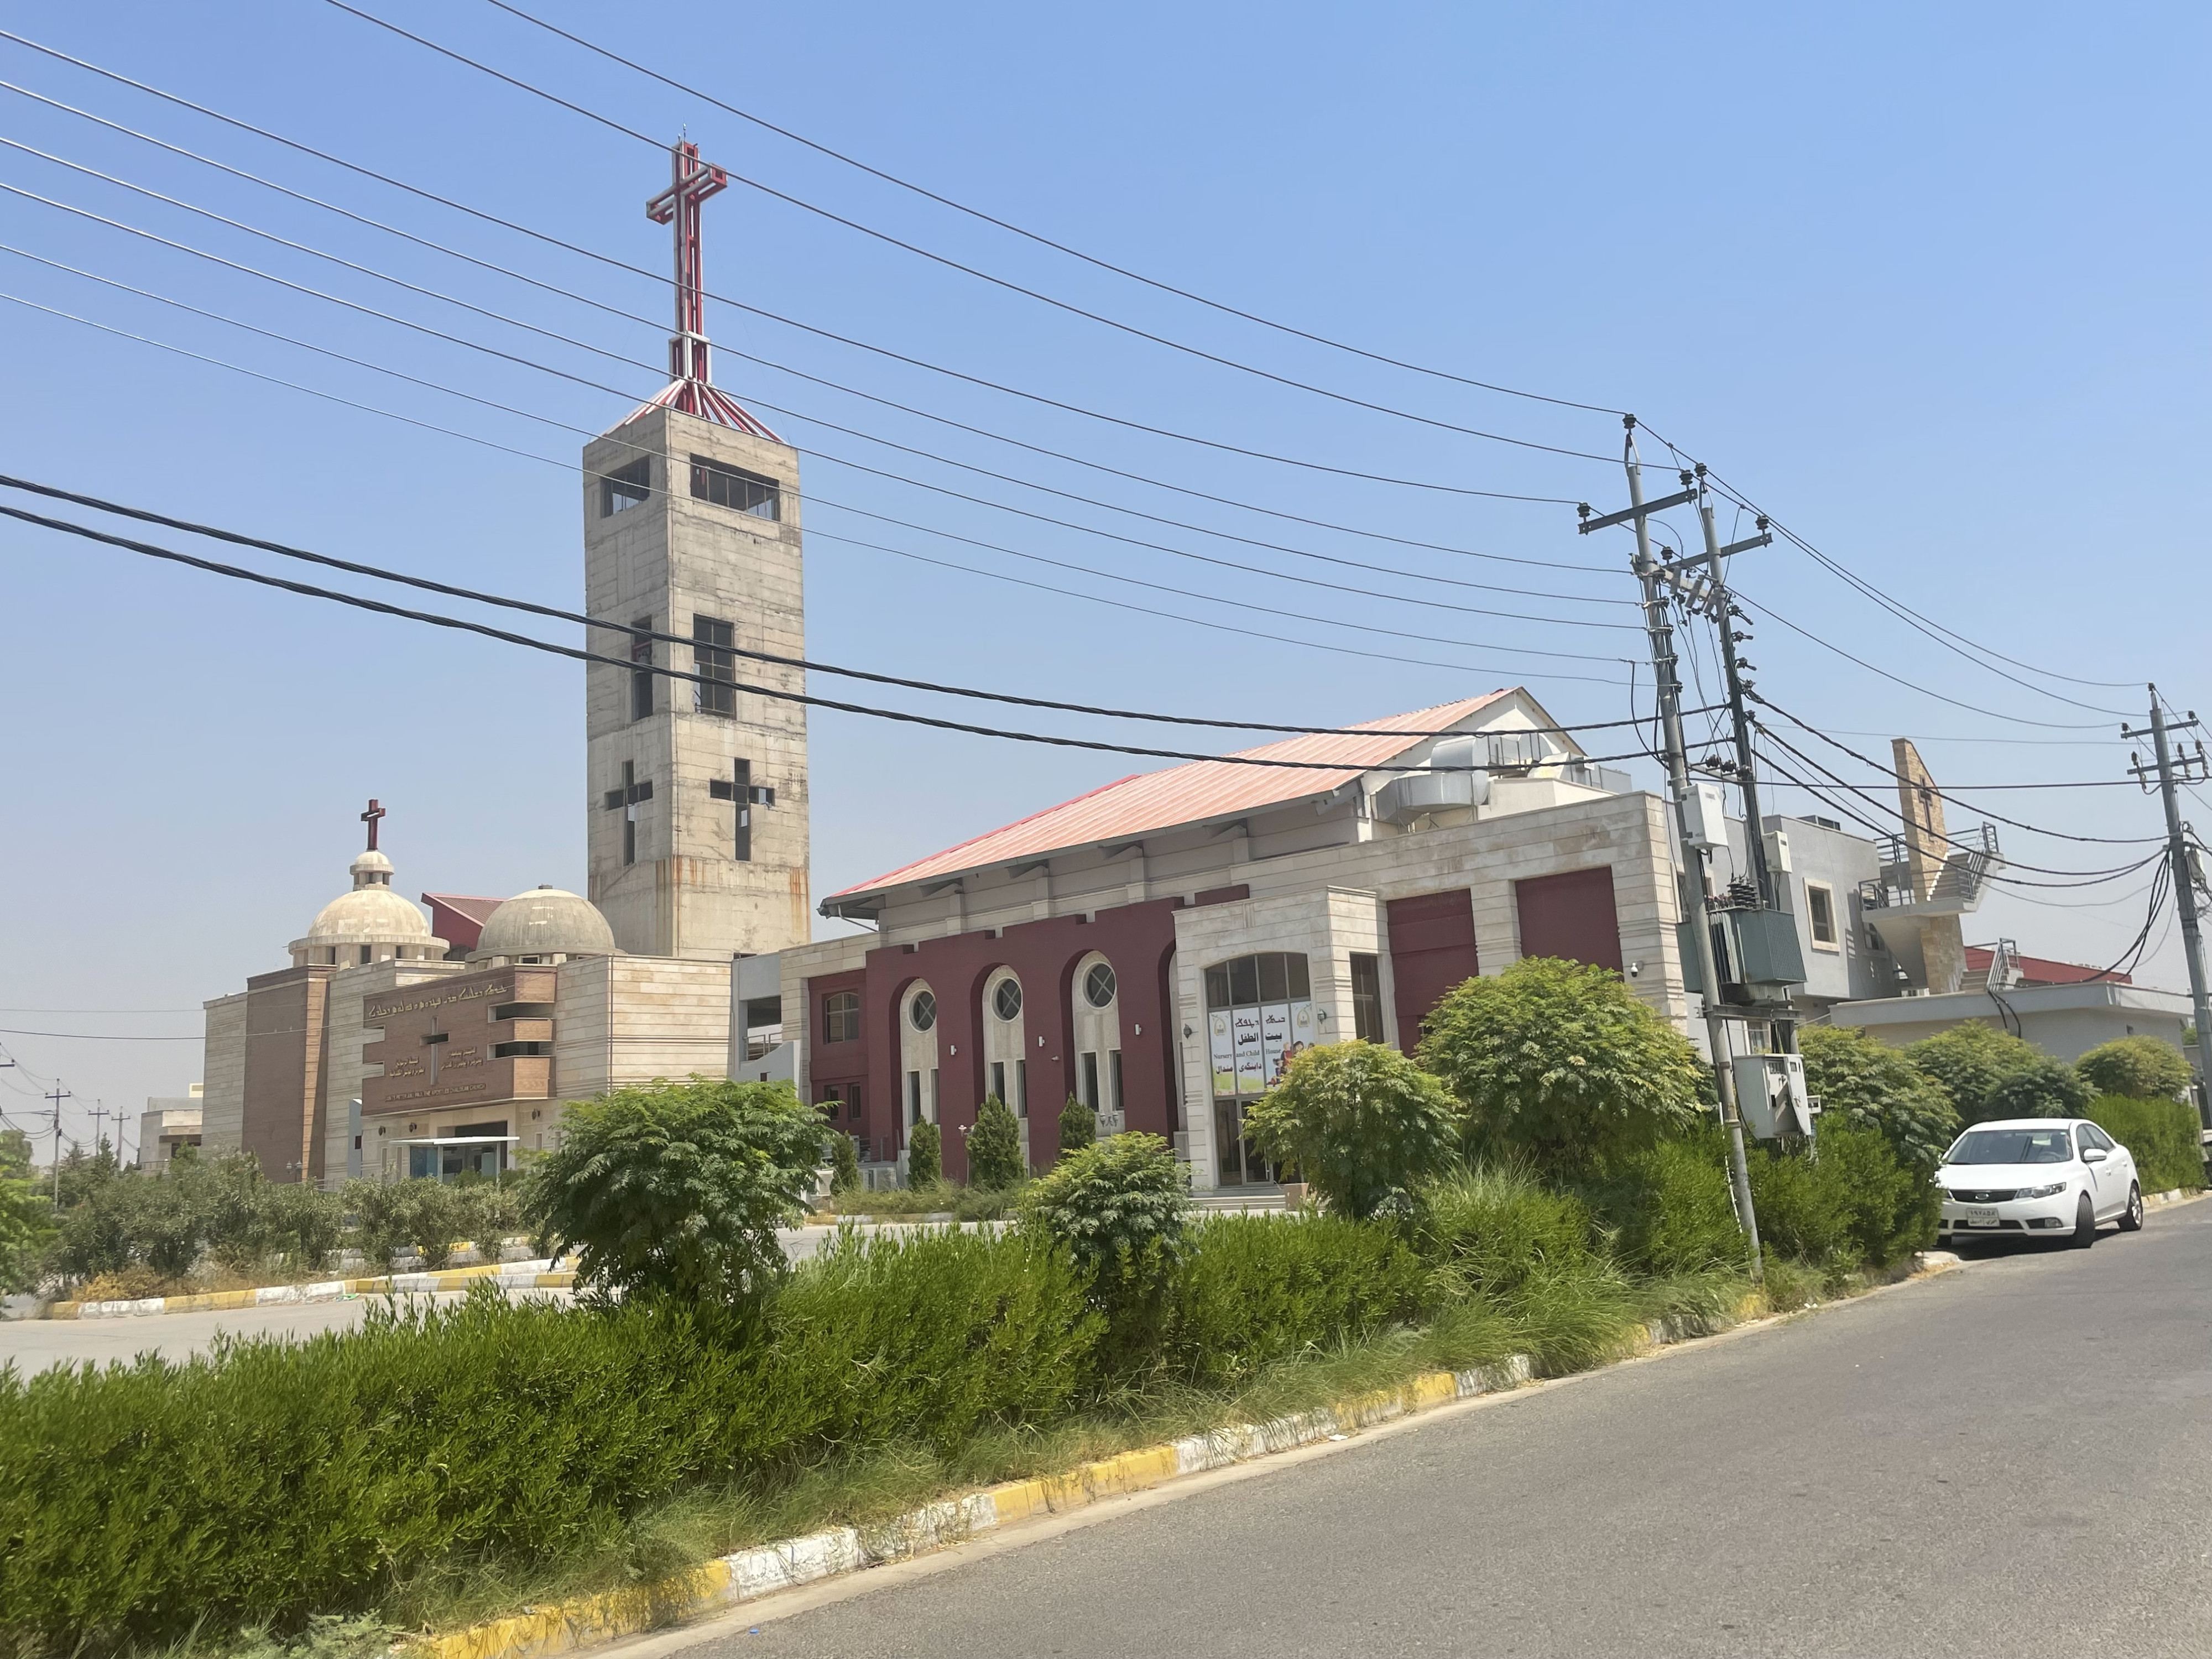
1581 416 1763 1278
2125 690 2212 1147
1693 468 1777 905
45 1082 71 1209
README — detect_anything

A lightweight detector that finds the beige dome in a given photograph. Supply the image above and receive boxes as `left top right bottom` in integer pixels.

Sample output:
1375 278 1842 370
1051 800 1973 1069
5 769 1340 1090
469 886 617 963
289 850 445 967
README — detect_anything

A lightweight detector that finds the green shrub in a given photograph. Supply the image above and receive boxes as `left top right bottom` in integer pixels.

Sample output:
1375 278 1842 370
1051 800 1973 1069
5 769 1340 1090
1057 1095 1095 1160
906 1119 941 1187
1420 957 1707 1177
259 1182 345 1274
521 1077 821 1310
1413 1164 1594 1297
1020 1134 1189 1282
46 1152 292 1287
967 1097 1024 1190
1796 1025 1958 1174
1019 1133 1188 1370
0 1228 1093 1653
2087 1095 2206 1192
1591 1131 1746 1276
1241 1041 1460 1220
1749 1122 1933 1271
1902 1022 2039 1123
827 1129 860 1196
1167 1214 1425 1386
1981 1057 2093 1123
344 1178 471 1271
2075 1036 2192 1102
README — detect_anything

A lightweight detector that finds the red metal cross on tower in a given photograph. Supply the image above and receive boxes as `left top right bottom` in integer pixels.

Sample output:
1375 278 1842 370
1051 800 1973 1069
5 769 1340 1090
631 140 779 437
360 797 386 852
646 140 728 387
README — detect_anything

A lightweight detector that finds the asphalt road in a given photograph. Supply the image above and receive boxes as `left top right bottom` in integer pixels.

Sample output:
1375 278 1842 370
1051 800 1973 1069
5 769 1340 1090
697 1200 2212 1659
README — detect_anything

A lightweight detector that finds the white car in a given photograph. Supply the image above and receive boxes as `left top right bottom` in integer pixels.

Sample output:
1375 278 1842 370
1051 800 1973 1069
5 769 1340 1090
1936 1118 2145 1248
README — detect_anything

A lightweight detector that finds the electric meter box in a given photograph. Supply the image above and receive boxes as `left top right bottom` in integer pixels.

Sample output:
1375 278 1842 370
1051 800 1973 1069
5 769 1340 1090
1681 782 1729 850
1733 1052 1813 1139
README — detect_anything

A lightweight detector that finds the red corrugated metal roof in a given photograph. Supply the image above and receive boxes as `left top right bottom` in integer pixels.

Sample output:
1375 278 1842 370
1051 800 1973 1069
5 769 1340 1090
1965 945 2130 987
832 692 1514 901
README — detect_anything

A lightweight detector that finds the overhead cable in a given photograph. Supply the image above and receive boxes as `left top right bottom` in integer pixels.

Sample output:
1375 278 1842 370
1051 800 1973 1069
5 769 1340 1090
1752 698 2158 844
0 197 1625 654
0 288 1628 686
476 0 1627 418
2 502 1670 771
0 472 1690 738
0 79 1620 586
321 0 1623 465
0 30 1608 513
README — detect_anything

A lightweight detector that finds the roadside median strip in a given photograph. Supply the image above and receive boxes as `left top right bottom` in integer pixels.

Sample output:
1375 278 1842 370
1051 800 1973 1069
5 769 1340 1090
46 1260 574 1320
409 1353 1540 1659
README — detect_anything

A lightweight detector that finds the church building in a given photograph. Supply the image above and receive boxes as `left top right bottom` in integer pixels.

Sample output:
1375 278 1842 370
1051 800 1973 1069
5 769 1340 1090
198 143 811 1186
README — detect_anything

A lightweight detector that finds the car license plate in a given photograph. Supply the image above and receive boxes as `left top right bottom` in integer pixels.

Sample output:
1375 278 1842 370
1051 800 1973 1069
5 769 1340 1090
1965 1207 1999 1227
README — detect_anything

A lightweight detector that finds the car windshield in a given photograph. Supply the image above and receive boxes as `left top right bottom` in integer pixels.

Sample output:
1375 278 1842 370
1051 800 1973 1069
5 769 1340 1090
1945 1128 2074 1166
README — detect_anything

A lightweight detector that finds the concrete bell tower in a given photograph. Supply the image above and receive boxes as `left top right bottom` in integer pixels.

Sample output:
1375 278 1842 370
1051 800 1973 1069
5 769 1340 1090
582 142 810 960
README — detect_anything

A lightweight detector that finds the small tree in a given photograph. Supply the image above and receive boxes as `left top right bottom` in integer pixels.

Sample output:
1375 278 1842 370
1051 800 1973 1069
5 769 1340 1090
1058 1095 1097 1161
1243 1041 1460 1220
1982 1056 2093 1121
2075 1035 2192 1102
0 1129 55 1294
1020 1131 1188 1366
1796 1024 1959 1175
1902 1022 2039 1124
828 1129 861 1195
906 1118 942 1187
1020 1133 1190 1280
1420 957 1707 1177
521 1075 822 1310
968 1096 1025 1190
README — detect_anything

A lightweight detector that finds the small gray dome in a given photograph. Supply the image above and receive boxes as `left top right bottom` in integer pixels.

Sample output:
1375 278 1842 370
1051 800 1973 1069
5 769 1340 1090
470 885 617 962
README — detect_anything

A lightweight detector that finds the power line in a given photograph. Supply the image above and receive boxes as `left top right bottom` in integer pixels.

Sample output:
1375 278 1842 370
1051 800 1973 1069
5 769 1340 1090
0 1027 199 1041
1730 586 2114 732
324 0 1626 466
0 27 1605 512
1754 727 2165 885
0 287 1629 686
2 501 1670 773
1752 698 2159 844
0 233 1632 633
0 174 1634 640
0 76 1621 584
477 0 1628 419
1657 444 2142 695
0 472 1687 738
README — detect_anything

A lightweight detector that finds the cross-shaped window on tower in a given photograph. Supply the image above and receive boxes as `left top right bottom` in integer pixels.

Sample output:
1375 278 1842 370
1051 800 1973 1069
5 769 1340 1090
709 760 774 862
603 761 653 865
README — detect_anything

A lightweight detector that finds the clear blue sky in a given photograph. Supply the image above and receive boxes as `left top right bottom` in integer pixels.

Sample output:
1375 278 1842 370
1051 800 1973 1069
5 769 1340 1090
1 0 2204 1147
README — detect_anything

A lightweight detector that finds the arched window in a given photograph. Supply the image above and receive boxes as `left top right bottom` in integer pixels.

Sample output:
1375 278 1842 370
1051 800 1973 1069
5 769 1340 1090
993 978 1024 1020
1083 962 1117 1008
822 990 860 1045
909 989 938 1031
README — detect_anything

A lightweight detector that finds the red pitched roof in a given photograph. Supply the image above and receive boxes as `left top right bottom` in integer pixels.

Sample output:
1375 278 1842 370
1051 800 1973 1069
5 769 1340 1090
422 893 505 955
832 693 1515 901
1965 945 2130 987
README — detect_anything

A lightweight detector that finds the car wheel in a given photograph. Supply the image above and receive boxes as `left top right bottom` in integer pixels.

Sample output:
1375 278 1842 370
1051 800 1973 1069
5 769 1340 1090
2070 1193 2098 1248
2118 1182 2145 1232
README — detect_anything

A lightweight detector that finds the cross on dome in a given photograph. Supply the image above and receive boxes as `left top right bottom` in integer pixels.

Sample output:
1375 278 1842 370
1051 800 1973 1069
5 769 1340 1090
360 797 386 852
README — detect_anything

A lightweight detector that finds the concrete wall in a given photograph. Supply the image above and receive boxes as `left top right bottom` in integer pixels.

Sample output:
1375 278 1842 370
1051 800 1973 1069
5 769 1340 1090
584 406 811 961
